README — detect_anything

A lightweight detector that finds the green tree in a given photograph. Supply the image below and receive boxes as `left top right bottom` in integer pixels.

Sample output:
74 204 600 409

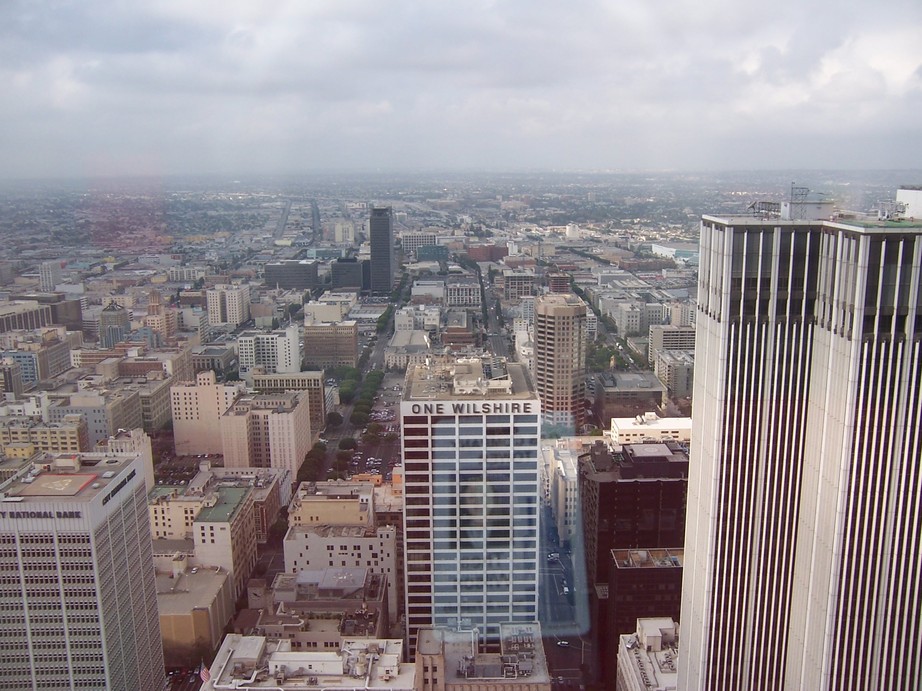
337 437 357 450
326 411 343 427
350 411 369 426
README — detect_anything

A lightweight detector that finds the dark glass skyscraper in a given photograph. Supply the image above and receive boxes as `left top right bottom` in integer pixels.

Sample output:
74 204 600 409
369 206 395 295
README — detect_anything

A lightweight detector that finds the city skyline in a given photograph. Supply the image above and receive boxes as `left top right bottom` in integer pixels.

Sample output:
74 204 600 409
1 2 921 180
2 163 921 688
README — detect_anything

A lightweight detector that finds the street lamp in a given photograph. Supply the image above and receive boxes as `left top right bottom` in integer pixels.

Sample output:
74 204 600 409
578 634 593 678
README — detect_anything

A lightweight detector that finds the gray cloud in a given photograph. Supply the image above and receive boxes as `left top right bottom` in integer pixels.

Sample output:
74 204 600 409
1 0 920 178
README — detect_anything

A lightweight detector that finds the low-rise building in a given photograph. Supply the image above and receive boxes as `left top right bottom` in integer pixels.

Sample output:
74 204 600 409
288 481 376 528
445 277 482 308
149 478 258 597
157 559 236 669
410 279 446 304
96 427 156 492
441 310 475 350
415 623 552 690
616 618 679 691
284 524 398 623
243 568 389 650
593 372 666 423
0 413 89 454
385 330 433 370
610 412 692 445
191 344 238 376
202 636 415 691
303 292 359 322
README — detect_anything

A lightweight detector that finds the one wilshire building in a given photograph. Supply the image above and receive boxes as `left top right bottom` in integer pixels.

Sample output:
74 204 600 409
680 196 922 690
400 358 541 654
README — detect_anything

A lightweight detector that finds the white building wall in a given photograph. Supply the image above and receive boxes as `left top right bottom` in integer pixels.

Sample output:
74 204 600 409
171 371 246 456
284 526 398 622
400 393 541 649
0 456 164 690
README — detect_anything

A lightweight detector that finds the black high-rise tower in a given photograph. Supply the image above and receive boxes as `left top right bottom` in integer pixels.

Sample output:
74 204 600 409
369 206 395 295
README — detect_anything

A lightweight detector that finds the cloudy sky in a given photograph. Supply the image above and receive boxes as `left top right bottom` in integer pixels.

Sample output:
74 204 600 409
3 0 921 179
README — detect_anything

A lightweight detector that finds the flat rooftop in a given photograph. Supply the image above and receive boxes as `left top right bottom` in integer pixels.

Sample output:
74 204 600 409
404 358 534 401
416 623 550 685
285 524 384 539
612 548 684 569
156 567 230 614
205 635 415 690
0 453 139 505
703 213 922 232
195 487 250 523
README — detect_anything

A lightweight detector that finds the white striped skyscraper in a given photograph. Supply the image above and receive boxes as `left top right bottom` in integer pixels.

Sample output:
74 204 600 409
400 357 541 654
680 205 922 690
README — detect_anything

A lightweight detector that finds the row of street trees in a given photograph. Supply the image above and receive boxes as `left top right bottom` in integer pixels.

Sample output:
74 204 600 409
348 369 385 427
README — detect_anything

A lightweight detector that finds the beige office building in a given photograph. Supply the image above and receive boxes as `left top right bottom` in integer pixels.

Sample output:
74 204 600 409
610 413 692 445
533 293 587 433
221 392 313 481
0 413 89 453
150 482 257 597
202 636 415 691
250 369 326 434
171 370 247 456
289 481 376 528
617 618 679 691
245 568 390 651
206 283 251 328
157 558 236 668
303 318 359 369
415 623 552 691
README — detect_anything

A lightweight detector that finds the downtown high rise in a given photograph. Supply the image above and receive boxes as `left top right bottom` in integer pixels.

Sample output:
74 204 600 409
369 206 396 295
400 357 541 654
0 452 164 689
533 293 587 434
680 200 922 690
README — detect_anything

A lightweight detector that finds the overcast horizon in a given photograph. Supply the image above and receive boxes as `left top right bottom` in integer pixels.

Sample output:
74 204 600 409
3 1 921 180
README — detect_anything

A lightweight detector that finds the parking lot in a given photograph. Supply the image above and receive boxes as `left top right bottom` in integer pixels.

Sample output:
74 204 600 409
345 373 404 480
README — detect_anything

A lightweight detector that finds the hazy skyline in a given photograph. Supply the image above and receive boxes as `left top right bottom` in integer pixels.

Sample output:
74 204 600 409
3 0 921 180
